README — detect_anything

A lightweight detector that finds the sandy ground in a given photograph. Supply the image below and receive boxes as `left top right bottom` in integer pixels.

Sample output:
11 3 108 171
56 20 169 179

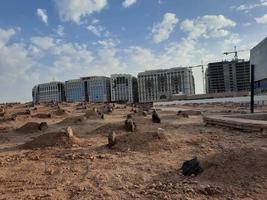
0 102 266 200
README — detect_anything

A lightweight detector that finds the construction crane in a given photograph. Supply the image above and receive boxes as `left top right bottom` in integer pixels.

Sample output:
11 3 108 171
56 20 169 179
188 64 206 93
223 46 249 60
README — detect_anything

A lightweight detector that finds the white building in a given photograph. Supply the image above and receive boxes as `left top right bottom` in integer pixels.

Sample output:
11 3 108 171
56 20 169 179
65 79 85 102
251 37 267 93
110 74 138 103
32 82 65 103
138 67 195 102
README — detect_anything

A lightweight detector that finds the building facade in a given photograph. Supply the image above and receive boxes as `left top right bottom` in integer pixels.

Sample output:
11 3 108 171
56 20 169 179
82 76 111 103
206 60 250 94
32 86 38 104
110 74 138 103
32 81 65 103
251 37 267 93
65 79 85 102
138 67 195 103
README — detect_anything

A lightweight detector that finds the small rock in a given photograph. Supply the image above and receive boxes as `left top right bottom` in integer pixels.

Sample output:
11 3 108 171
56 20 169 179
39 122 48 131
125 118 136 132
46 168 54 175
142 111 147 116
66 126 74 137
97 154 106 159
107 131 116 148
153 128 165 139
89 156 95 161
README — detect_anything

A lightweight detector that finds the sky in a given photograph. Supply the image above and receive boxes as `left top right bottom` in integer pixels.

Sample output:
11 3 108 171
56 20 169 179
0 0 267 103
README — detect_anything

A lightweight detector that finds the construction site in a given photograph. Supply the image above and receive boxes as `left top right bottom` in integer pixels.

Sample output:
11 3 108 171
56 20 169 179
0 101 267 200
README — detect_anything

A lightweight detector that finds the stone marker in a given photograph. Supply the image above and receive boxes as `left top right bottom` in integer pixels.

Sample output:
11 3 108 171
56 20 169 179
125 119 136 132
108 131 116 148
124 114 136 132
152 110 161 123
65 126 74 137
107 106 113 113
142 111 147 117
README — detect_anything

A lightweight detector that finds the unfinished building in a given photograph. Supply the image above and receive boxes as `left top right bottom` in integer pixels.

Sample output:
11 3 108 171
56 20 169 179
206 60 250 94
110 74 138 103
138 67 195 103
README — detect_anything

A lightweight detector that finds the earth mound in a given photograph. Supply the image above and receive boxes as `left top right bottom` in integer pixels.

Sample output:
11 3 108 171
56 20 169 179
52 109 68 116
109 130 170 153
32 113 51 118
84 110 100 119
16 122 41 133
198 148 267 187
20 128 86 149
93 122 125 135
58 116 86 125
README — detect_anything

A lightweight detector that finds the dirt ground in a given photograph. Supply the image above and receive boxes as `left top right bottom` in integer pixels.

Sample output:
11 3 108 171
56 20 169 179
0 102 266 200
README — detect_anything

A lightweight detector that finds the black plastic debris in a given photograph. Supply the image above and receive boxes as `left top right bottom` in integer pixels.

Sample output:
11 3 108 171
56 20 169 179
180 157 203 176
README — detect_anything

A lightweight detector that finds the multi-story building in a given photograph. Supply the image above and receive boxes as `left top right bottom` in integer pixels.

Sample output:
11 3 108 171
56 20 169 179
65 79 85 102
32 81 65 103
251 37 267 93
32 85 38 104
110 74 138 103
138 67 195 103
206 60 250 94
82 76 111 103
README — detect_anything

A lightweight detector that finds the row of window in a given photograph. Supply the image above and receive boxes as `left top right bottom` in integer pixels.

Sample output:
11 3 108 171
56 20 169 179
39 86 59 92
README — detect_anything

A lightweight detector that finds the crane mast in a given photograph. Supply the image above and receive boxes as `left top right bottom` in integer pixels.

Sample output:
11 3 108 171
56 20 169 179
223 46 249 61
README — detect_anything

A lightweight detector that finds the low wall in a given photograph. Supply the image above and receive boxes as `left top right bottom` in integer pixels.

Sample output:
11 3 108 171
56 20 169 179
203 113 267 132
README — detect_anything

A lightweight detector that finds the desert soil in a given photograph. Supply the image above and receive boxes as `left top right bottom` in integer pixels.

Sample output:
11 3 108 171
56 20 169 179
0 102 266 200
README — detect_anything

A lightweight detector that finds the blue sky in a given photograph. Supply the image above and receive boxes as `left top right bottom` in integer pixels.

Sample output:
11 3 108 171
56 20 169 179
0 0 267 102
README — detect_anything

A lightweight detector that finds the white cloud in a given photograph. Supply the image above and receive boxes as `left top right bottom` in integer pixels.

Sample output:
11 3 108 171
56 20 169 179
122 0 137 8
97 39 118 48
51 43 94 73
56 25 65 37
87 25 106 37
180 15 236 40
255 14 267 24
233 0 267 11
0 28 16 48
0 28 38 95
93 45 126 75
125 46 156 71
242 22 252 27
31 36 55 50
125 38 212 74
53 0 107 24
29 36 94 79
220 33 241 51
92 18 100 24
151 12 179 44
36 8 48 25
